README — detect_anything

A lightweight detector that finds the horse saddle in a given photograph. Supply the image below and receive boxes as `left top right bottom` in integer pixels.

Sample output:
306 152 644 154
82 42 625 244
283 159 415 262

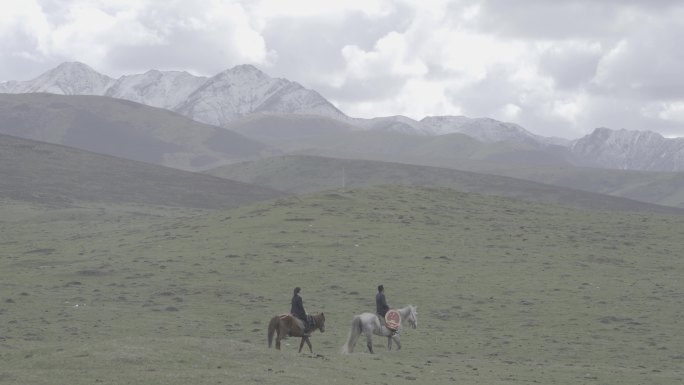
282 314 309 333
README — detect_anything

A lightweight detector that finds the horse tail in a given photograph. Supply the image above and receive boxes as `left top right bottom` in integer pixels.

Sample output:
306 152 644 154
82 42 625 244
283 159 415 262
267 316 279 348
341 315 363 354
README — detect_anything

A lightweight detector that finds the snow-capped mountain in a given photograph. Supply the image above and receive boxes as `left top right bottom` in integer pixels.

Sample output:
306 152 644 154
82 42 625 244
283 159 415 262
0 62 346 127
174 64 346 127
0 61 546 143
349 115 425 134
348 115 560 145
0 62 115 95
570 127 684 172
420 116 547 144
105 70 208 110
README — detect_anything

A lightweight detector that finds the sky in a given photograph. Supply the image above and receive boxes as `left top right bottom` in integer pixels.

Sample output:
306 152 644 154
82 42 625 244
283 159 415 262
2 0 684 139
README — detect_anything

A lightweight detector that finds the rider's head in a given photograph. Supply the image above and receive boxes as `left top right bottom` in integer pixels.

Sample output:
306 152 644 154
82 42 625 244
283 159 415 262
294 287 301 295
378 284 384 292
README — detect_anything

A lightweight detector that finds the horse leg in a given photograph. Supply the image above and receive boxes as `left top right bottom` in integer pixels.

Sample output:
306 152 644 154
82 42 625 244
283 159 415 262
299 337 312 353
365 331 374 354
387 336 392 351
393 334 401 350
275 326 282 350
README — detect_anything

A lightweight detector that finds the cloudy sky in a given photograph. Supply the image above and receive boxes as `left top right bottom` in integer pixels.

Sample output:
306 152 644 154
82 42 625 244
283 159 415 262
2 0 684 139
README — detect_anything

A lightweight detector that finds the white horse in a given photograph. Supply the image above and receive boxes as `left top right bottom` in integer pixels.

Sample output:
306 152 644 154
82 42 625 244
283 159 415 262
341 304 417 354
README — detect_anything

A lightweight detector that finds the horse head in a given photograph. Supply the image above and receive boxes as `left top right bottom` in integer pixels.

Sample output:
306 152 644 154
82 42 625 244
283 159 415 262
315 312 325 333
406 305 418 329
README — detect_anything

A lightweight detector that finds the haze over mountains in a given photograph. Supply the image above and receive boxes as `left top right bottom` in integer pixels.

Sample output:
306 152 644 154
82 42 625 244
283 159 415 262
3 61 684 172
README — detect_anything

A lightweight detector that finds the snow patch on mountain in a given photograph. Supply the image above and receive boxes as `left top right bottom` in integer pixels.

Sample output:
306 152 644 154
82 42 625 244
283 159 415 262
571 127 684 171
0 62 114 95
420 116 546 144
349 115 425 134
105 70 208 110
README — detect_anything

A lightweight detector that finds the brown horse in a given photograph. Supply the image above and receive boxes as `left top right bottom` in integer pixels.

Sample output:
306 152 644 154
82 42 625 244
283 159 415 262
267 313 325 353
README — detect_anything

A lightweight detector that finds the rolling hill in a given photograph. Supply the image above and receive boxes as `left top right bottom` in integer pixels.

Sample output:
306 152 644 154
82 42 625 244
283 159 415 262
2 94 683 210
222 113 684 209
0 133 287 209
459 161 684 210
0 93 278 171
206 154 683 214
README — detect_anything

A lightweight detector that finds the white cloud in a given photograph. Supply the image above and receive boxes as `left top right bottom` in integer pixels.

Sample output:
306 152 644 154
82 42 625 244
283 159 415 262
0 0 273 77
643 102 684 124
337 77 459 119
47 4 159 64
500 103 521 120
2 0 684 138
250 0 393 20
552 99 581 124
342 31 428 79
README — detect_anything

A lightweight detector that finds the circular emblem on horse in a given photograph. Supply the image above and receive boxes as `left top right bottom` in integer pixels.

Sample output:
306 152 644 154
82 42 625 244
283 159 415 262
385 309 401 330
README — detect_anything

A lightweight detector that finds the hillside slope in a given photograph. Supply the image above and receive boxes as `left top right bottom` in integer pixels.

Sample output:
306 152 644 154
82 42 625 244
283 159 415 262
222 113 684 209
461 161 684 209
0 93 277 171
207 154 683 214
0 133 286 209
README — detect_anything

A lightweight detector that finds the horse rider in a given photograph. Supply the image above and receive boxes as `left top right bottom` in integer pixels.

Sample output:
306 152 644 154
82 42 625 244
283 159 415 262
291 287 310 336
376 284 390 318
376 284 399 335
376 284 400 335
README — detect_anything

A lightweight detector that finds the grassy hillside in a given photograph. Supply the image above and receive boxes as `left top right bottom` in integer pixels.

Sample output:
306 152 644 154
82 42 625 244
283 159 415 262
206 154 682 214
0 93 278 171
1 185 682 384
225 113 684 209
0 133 287 209
467 163 684 210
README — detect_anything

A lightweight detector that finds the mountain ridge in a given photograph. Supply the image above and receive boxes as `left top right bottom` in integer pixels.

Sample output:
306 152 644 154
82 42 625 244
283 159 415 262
3 61 684 171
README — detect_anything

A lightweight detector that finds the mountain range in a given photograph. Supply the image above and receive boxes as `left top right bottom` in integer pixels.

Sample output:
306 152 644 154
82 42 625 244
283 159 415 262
3 61 684 172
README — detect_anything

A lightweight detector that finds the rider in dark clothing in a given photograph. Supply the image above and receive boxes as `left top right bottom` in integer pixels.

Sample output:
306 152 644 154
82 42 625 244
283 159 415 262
376 284 397 334
290 287 309 335
376 284 389 317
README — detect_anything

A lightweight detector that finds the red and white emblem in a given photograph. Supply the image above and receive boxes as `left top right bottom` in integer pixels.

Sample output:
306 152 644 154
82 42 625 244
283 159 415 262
385 309 401 330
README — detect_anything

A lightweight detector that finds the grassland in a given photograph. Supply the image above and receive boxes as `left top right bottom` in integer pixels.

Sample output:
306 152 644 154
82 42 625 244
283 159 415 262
207 154 682 214
1 186 683 384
